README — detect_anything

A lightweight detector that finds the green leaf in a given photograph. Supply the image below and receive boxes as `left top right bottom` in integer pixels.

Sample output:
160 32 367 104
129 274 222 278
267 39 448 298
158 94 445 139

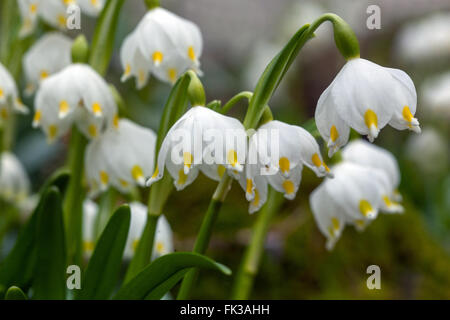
243 24 310 129
39 169 70 196
5 286 27 300
89 0 126 75
76 205 131 300
114 252 231 300
33 187 67 300
0 174 69 295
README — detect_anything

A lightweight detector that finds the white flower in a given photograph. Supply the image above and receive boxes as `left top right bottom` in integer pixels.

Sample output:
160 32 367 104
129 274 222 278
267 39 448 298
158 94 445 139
240 120 331 213
120 7 203 86
0 63 28 123
0 152 30 204
22 32 72 95
310 162 387 250
421 72 450 120
85 119 156 195
315 58 420 156
77 0 105 17
33 63 117 142
124 202 173 261
82 199 98 256
341 140 403 213
147 106 247 191
405 128 448 175
18 0 73 38
395 13 450 64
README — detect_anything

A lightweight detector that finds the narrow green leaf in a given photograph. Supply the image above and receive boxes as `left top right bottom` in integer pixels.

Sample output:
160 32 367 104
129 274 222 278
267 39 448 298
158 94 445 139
5 286 27 300
0 174 69 295
89 0 126 75
76 205 131 300
33 187 67 300
114 252 231 300
144 269 188 300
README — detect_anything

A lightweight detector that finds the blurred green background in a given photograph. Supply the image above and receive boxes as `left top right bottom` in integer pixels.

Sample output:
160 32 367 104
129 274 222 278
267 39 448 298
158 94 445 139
1 0 450 299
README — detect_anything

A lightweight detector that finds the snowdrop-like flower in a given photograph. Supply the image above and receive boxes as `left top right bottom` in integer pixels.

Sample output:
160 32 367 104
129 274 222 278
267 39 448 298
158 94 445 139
310 162 387 250
18 0 72 38
147 106 247 191
77 0 105 17
33 63 117 142
316 58 420 157
241 120 331 213
0 152 30 204
421 72 450 119
0 63 28 123
85 119 156 195
342 140 403 213
120 7 202 86
124 202 173 261
82 199 98 255
23 32 72 95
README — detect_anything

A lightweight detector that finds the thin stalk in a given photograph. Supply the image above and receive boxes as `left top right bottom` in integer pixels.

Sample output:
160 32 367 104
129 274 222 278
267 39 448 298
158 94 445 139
221 91 253 114
94 187 118 240
231 188 283 299
63 127 87 265
124 214 159 283
144 0 160 9
177 175 233 299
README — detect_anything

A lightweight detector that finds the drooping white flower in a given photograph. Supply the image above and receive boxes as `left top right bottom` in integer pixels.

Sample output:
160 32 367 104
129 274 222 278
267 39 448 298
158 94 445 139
82 198 99 256
315 58 420 157
33 63 117 142
120 7 203 86
124 202 174 261
22 32 72 95
421 72 450 120
341 140 404 213
18 0 72 38
77 0 105 17
0 152 30 204
147 106 247 191
0 63 28 123
85 119 156 195
310 162 387 250
240 120 331 213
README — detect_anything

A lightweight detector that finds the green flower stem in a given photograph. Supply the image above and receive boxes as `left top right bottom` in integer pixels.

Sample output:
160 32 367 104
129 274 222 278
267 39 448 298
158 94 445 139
221 91 253 114
144 0 160 10
0 0 15 64
177 175 233 300
63 127 87 264
231 188 283 299
124 213 159 283
94 187 118 240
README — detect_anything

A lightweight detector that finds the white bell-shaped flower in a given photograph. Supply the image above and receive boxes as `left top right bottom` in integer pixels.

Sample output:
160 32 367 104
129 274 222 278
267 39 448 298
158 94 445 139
0 63 28 123
421 72 450 120
0 152 30 204
23 32 72 95
124 202 174 260
120 7 203 86
341 140 403 213
18 0 72 38
33 63 117 142
77 0 105 17
316 58 420 156
147 106 247 191
240 120 331 212
85 119 156 195
82 198 99 256
310 162 388 250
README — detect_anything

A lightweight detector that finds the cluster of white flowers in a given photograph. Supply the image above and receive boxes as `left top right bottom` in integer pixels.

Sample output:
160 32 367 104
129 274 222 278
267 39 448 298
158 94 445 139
310 140 404 250
82 200 173 260
120 7 203 87
18 0 106 38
